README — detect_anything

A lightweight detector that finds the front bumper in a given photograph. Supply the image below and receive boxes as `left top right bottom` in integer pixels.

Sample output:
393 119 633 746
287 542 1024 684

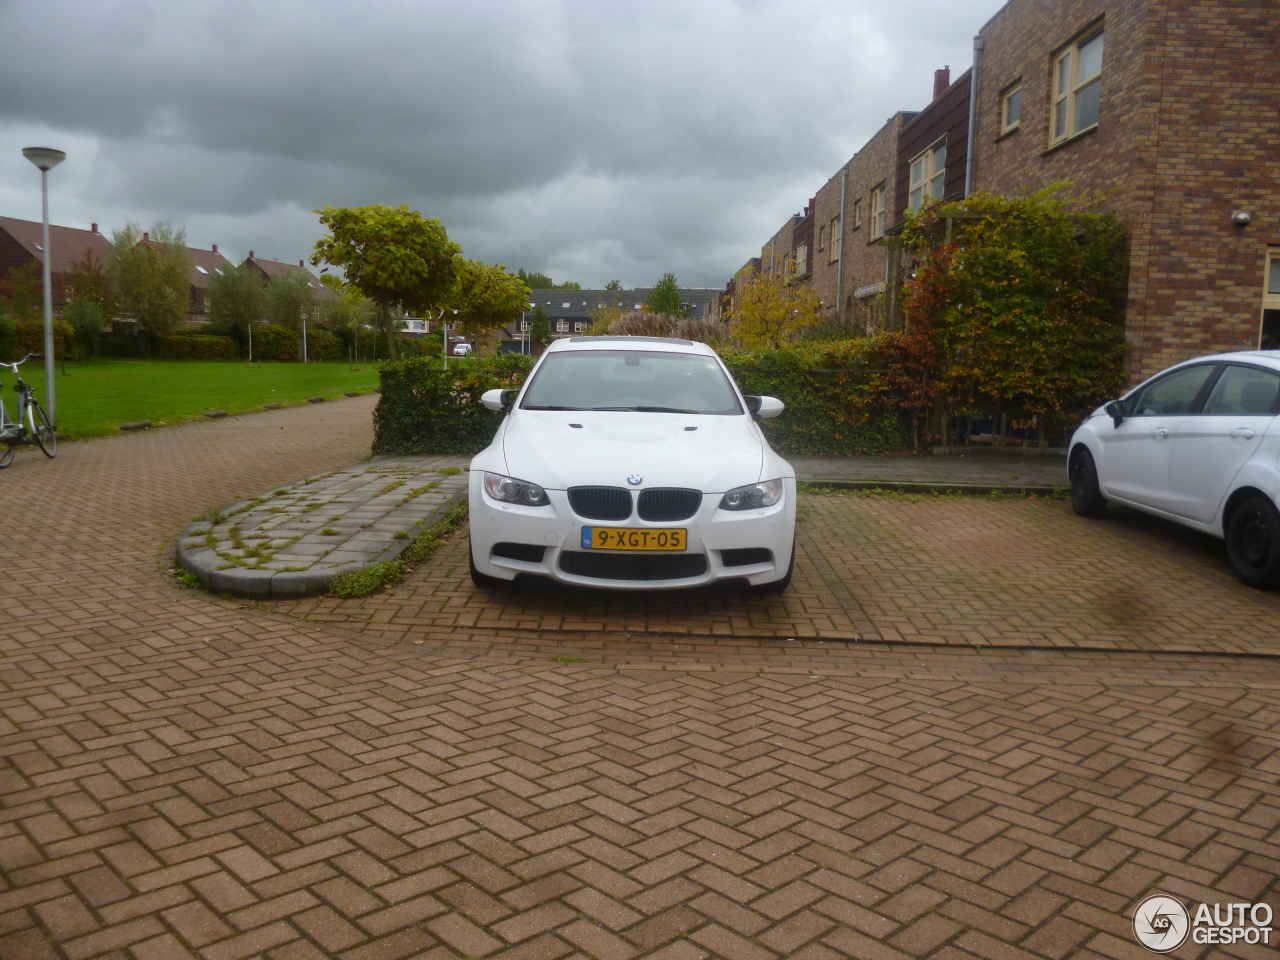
467 473 796 589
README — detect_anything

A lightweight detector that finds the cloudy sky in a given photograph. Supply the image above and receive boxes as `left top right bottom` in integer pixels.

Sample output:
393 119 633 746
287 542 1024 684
0 0 1005 289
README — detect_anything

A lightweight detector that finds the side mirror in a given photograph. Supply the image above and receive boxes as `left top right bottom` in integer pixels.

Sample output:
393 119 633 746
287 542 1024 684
1105 400 1126 428
744 395 784 419
481 388 518 412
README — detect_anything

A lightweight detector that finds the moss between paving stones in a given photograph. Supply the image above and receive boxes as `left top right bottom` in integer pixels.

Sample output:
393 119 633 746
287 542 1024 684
329 500 469 597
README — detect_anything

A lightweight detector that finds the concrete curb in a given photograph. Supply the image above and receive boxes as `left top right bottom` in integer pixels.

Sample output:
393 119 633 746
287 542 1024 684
799 479 1065 496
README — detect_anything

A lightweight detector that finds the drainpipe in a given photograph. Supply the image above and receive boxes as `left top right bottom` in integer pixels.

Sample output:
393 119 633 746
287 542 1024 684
965 35 984 197
835 165 849 316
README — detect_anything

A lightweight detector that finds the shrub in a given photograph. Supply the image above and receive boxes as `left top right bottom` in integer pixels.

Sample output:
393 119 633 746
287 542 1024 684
250 323 300 361
302 327 344 361
723 343 908 455
374 353 534 454
0 311 15 362
154 335 236 360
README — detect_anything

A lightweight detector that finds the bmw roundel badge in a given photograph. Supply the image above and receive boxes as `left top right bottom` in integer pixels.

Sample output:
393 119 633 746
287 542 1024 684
627 475 643 485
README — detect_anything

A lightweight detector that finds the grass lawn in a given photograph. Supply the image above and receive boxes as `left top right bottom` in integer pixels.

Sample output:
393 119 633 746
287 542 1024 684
18 358 383 439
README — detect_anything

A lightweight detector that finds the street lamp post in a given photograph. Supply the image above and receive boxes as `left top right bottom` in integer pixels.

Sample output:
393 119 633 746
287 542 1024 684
22 146 66 428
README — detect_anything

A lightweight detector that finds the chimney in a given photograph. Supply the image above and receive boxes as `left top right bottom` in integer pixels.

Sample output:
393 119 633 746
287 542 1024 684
934 66 951 100
212 243 218 254
249 250 254 260
91 222 98 233
143 231 150 242
299 260 304 267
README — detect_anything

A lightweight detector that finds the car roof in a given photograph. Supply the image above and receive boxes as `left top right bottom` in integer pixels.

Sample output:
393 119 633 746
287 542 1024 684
548 336 714 356
1165 350 1280 372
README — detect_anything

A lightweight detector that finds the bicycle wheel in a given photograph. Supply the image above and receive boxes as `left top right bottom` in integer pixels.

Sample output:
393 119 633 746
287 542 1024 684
28 400 56 458
0 434 13 468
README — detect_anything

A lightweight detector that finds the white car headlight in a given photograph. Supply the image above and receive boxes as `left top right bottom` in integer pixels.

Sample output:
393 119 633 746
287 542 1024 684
484 472 549 506
719 478 784 511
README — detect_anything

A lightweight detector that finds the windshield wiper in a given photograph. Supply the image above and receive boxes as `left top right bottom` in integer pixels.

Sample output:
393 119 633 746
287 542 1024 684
522 405 588 411
587 405 702 414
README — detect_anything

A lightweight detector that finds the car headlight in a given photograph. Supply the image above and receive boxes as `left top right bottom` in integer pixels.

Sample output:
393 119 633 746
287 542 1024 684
719 478 784 510
483 472 549 506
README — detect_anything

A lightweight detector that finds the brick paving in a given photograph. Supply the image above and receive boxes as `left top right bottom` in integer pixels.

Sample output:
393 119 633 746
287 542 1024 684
0 402 1277 960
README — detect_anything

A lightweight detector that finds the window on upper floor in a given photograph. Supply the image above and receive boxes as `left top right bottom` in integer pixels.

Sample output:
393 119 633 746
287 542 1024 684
852 199 863 229
1051 27 1103 144
794 242 809 277
1001 81 1022 135
909 139 947 212
817 225 827 251
828 216 841 262
869 185 886 240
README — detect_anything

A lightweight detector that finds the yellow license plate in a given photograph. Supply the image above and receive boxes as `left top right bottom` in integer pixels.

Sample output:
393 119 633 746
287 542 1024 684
582 527 686 551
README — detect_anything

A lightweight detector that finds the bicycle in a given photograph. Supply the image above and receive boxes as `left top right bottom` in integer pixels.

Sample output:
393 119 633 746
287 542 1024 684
0 354 56 468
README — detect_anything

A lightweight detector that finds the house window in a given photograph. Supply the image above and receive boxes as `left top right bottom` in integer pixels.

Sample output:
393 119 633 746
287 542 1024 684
1051 27 1104 143
574 321 586 332
555 320 569 332
828 216 841 262
869 184 886 240
1260 251 1280 349
520 320 530 332
909 139 947 212
817 225 827 252
203 297 211 314
852 199 863 229
1001 81 1022 134
794 242 808 277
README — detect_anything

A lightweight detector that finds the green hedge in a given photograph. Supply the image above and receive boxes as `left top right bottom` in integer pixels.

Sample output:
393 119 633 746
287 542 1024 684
722 343 907 455
154 335 236 360
303 328 344 361
251 324 300 361
374 354 534 455
374 343 907 457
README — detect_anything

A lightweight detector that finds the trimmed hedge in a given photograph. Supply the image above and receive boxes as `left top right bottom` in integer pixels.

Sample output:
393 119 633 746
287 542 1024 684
251 324 300 361
303 328 344 361
374 354 534 455
374 343 908 457
154 335 236 360
722 343 908 455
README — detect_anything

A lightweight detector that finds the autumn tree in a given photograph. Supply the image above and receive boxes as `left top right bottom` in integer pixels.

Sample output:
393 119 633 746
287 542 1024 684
208 262 265 348
645 272 686 317
450 261 530 353
65 253 113 314
725 267 825 347
110 222 192 337
313 205 461 361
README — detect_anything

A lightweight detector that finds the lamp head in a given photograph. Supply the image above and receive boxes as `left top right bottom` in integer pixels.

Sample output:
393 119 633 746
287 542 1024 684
22 147 66 171
1231 210 1252 228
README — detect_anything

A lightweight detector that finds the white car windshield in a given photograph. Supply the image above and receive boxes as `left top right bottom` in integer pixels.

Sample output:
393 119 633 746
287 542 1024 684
520 350 744 415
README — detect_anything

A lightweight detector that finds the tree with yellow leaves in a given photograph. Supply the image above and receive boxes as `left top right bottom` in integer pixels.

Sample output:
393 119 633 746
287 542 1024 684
725 266 825 348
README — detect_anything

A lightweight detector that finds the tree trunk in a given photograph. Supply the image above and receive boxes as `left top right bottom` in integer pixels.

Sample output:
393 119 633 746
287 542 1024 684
380 302 398 362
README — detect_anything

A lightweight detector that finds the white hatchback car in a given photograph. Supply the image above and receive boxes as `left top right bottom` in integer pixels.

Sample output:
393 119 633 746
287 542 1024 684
468 336 796 591
1068 350 1280 588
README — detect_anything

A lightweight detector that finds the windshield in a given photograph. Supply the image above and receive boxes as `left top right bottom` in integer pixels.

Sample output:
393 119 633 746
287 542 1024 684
520 350 743 415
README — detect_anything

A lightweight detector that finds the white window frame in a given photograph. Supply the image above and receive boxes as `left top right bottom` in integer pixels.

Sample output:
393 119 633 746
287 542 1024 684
852 199 862 229
1051 27 1104 144
817 225 826 252
869 185 886 240
828 216 841 262
555 319 569 332
909 139 947 213
794 241 808 277
1001 81 1022 135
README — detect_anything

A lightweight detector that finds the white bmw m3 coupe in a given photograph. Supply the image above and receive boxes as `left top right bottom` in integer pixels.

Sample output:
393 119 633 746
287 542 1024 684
468 336 796 591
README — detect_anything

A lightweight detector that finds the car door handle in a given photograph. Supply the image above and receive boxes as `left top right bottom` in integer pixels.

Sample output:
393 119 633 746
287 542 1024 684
1150 428 1169 439
1229 427 1256 439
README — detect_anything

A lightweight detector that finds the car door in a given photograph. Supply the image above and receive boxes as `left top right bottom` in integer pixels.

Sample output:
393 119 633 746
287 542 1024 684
1095 363 1217 507
1165 363 1280 522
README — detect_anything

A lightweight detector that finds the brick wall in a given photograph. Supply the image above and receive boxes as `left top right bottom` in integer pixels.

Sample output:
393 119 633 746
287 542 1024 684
895 71 972 228
974 0 1280 380
760 215 800 276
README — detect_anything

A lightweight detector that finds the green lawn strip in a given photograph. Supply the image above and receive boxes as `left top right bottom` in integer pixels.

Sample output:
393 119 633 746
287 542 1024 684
27 358 381 438
329 500 469 598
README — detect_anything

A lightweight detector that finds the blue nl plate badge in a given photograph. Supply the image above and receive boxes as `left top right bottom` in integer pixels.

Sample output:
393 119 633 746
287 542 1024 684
581 527 593 549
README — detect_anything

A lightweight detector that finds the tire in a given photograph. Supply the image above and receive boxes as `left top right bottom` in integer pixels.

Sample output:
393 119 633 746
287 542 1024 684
1069 446 1106 517
28 401 56 458
0 436 13 469
1226 495 1280 589
754 544 794 594
469 538 504 588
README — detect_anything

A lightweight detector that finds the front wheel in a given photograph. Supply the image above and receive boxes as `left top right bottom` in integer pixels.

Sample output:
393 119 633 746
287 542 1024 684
29 401 56 458
1069 446 1106 517
0 435 13 469
1226 496 1280 589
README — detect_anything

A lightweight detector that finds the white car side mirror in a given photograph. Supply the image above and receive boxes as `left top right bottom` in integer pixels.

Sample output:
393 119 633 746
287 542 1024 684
754 396 785 419
481 388 509 412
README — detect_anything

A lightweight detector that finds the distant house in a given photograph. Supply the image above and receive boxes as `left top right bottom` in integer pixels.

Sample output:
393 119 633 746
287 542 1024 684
0 216 113 293
497 288 722 353
243 252 340 319
185 243 234 327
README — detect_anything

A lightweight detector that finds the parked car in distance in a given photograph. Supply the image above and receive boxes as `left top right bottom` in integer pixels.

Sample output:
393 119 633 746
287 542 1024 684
1068 350 1280 588
468 336 796 591
452 342 473 357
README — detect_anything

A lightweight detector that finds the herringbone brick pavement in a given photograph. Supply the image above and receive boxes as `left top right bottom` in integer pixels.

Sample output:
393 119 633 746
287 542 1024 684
0 403 1277 960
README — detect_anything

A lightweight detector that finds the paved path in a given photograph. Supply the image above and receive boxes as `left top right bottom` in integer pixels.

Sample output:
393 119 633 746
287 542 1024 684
0 403 1277 960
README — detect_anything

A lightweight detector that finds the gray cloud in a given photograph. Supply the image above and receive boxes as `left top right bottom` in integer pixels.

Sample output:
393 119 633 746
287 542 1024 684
0 0 1004 287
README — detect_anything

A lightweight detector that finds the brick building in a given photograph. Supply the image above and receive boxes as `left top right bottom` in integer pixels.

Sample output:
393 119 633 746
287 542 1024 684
730 0 1280 379
0 216 112 294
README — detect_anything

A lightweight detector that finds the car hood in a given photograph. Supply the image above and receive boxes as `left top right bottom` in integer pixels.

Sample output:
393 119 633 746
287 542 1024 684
501 411 766 492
